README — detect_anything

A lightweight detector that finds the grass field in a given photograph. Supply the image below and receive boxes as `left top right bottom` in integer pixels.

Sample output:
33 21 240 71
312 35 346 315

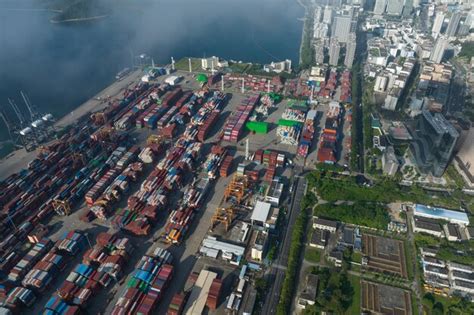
304 247 322 264
345 275 361 315
174 57 201 72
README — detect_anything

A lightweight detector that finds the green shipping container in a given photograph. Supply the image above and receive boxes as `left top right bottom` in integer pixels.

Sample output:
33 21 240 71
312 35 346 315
277 119 303 127
246 121 269 134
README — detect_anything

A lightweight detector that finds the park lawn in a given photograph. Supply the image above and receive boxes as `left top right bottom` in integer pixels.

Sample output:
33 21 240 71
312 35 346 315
305 247 322 264
345 274 361 315
352 251 362 264
412 294 419 315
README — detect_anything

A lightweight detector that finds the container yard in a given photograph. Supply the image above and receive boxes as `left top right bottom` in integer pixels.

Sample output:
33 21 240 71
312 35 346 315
0 60 354 315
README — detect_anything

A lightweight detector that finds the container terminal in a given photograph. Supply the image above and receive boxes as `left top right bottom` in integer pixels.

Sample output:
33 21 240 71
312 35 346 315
0 56 354 315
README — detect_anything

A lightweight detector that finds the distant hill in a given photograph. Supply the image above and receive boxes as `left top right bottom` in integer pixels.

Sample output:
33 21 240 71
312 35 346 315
44 0 109 23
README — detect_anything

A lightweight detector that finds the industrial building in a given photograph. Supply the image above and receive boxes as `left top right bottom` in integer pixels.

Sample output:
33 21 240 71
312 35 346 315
413 204 470 226
313 218 338 233
298 274 319 309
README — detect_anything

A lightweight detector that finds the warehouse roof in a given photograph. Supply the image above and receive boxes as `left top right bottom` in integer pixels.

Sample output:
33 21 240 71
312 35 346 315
414 204 469 225
251 201 272 224
200 236 245 257
184 270 218 315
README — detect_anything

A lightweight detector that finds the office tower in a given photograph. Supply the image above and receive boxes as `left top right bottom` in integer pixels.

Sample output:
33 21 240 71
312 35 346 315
373 0 387 15
446 11 461 37
431 12 445 39
410 110 459 177
430 37 447 63
344 33 357 68
332 14 352 43
386 0 404 16
329 38 340 66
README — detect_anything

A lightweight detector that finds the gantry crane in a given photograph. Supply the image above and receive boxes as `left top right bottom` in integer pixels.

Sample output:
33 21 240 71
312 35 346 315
211 207 235 231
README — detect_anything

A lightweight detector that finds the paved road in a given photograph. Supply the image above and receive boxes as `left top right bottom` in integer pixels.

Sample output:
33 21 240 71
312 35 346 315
406 207 423 315
261 169 307 314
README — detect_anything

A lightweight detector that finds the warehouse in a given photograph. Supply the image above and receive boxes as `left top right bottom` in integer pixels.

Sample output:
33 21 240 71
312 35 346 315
265 179 284 206
413 217 444 237
200 236 245 265
250 201 272 229
414 204 470 226
183 270 218 315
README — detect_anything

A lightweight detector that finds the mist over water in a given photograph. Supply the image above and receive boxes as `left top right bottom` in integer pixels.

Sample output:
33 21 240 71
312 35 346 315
0 0 303 141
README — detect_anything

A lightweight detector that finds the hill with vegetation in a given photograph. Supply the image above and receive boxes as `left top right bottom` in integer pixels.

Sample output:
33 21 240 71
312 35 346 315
44 0 108 23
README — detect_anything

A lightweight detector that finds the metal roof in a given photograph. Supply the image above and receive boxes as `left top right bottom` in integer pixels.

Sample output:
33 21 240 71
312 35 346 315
250 201 271 224
201 236 245 257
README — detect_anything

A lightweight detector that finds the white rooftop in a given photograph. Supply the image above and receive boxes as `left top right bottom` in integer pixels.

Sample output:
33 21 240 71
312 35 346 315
251 201 272 224
201 236 245 257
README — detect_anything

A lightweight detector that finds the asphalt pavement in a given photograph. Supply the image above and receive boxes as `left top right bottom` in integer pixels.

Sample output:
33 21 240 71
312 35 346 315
261 168 307 314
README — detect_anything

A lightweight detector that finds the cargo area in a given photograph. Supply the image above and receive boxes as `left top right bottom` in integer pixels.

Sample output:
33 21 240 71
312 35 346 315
0 61 353 314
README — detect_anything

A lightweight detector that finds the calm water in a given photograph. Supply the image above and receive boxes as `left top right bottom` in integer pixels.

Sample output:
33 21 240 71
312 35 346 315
0 0 303 141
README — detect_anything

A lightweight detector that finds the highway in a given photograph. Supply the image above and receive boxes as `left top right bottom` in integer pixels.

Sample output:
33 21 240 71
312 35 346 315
261 167 307 314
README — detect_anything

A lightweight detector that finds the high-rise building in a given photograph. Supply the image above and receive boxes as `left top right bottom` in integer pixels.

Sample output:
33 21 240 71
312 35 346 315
386 0 404 16
332 14 352 43
323 6 333 24
446 11 461 37
431 12 445 39
313 23 329 39
329 38 340 66
430 37 447 63
344 33 357 68
410 110 459 177
402 0 413 17
314 6 323 23
373 0 387 15
457 14 472 37
314 41 325 64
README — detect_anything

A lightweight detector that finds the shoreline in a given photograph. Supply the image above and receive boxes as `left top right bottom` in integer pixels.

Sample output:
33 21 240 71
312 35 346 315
296 0 308 65
50 14 108 24
0 69 143 180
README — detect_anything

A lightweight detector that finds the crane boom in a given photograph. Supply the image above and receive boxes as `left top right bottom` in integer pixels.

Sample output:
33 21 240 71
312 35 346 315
8 98 25 125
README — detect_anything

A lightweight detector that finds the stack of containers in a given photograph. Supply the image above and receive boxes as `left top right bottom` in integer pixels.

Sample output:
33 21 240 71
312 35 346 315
197 110 220 142
317 101 341 164
44 296 80 314
86 146 138 209
220 155 233 178
112 248 173 315
141 86 184 130
167 293 186 315
22 251 66 292
56 231 87 256
4 287 36 310
136 103 159 128
204 145 227 179
165 206 195 244
46 234 132 311
206 278 223 310
222 95 259 142
297 110 317 158
7 238 52 283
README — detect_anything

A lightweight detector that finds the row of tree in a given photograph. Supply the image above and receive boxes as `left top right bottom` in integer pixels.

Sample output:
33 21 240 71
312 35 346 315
276 197 312 314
